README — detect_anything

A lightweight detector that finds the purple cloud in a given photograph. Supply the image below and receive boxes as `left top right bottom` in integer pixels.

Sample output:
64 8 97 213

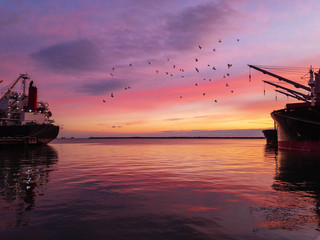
105 1 238 54
29 1 239 74
78 78 126 96
164 118 184 121
163 2 237 49
0 7 20 26
31 39 104 72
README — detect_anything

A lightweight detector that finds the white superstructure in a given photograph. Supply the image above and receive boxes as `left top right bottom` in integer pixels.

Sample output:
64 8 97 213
0 74 54 126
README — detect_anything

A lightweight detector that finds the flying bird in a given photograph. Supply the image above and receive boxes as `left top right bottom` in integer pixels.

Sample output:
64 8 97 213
214 99 218 102
148 61 151 65
195 67 199 73
156 70 159 74
212 66 216 70
173 65 176 68
237 39 240 42
110 73 113 77
103 99 106 103
213 48 216 51
112 67 115 71
111 92 114 97
198 45 202 49
195 58 198 62
195 83 198 86
231 90 234 93
219 39 222 43
129 63 132 66
227 64 232 68
203 93 206 96
226 83 229 87
227 73 230 76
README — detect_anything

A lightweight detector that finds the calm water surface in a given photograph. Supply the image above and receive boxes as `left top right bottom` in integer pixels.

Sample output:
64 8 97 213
1 138 320 239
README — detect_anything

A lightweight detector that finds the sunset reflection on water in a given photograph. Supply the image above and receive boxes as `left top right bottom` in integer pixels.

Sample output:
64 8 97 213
1 139 320 239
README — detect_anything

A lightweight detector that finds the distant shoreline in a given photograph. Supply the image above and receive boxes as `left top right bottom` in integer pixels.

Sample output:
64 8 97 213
88 136 264 139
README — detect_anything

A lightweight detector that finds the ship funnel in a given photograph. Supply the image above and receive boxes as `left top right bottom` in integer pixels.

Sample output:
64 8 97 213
28 81 38 112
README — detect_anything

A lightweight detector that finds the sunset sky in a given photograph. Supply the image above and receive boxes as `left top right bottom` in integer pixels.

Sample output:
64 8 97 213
1 0 320 137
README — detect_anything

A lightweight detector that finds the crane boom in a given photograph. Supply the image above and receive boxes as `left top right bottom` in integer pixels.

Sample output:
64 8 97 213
248 64 311 91
263 80 310 100
0 74 29 100
275 89 309 102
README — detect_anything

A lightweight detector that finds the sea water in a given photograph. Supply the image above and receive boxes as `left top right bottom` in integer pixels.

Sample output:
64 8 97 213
0 138 320 240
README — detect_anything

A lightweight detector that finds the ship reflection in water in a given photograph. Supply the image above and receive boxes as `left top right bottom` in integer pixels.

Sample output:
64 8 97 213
0 145 58 227
262 146 320 231
1 139 320 239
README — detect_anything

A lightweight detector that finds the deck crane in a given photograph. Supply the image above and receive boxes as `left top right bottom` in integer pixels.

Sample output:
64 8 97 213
0 73 29 100
248 64 320 105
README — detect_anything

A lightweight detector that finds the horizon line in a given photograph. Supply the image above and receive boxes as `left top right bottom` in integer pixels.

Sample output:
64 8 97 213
87 136 265 139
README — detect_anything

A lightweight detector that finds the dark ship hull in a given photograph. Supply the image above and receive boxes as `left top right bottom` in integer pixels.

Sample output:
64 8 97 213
0 124 59 144
271 103 320 151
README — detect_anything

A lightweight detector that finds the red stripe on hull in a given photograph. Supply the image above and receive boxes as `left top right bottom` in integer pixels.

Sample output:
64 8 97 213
278 141 320 151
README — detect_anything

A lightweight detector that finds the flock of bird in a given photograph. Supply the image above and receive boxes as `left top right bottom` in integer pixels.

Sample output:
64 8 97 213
102 38 240 103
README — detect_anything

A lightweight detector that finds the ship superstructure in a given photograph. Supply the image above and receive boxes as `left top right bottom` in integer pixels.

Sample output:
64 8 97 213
0 73 59 144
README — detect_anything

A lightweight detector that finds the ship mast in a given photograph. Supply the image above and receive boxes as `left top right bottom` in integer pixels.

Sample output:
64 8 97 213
315 70 320 102
21 73 29 96
308 67 315 106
